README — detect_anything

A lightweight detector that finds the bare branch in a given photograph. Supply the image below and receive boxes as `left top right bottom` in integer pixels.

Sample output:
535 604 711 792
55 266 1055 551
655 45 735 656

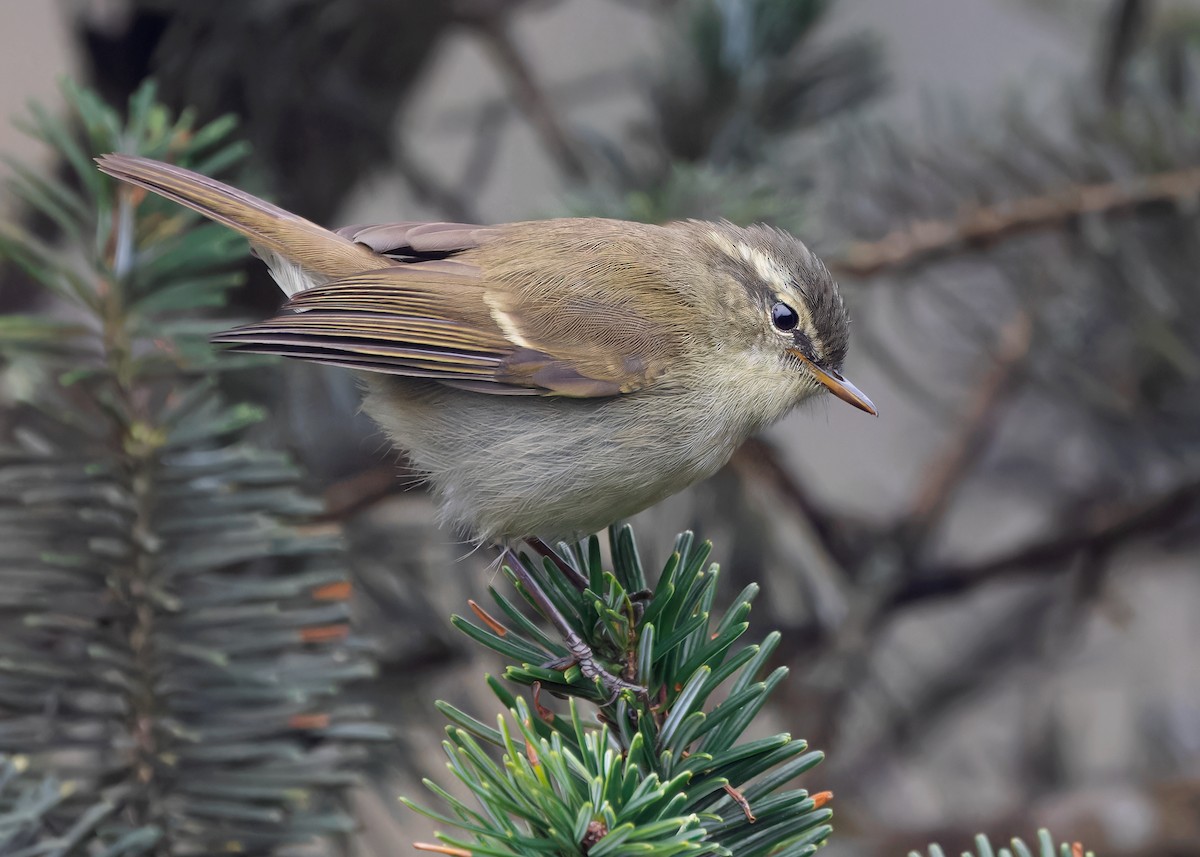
830 165 1200 278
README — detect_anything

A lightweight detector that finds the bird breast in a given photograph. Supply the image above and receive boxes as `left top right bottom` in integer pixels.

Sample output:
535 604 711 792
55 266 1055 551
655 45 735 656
361 363 807 543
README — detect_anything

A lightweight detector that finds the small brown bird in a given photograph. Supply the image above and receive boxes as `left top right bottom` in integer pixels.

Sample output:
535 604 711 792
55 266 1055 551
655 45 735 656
97 154 875 546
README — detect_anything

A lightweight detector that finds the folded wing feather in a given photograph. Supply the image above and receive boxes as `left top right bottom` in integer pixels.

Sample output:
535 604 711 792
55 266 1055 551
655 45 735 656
213 259 657 398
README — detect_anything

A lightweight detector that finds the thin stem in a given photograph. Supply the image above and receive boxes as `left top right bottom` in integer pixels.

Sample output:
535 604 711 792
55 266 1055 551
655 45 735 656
526 537 589 591
502 548 646 703
103 192 171 854
830 165 1200 278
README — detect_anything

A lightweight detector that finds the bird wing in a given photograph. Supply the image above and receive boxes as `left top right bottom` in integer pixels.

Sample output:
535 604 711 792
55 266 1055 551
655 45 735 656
213 225 678 397
332 222 504 258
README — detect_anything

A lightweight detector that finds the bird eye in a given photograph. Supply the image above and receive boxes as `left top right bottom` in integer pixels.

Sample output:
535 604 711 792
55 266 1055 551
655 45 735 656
771 302 799 332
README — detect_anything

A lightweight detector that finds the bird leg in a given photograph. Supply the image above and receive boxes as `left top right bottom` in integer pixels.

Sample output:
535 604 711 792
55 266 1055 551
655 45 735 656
525 536 588 591
502 548 646 703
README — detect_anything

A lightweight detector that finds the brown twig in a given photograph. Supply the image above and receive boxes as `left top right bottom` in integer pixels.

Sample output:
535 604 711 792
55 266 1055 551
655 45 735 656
830 165 1200 278
722 783 757 823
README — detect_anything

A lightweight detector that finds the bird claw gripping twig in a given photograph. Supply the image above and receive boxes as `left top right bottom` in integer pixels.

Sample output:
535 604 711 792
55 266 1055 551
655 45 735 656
503 548 648 704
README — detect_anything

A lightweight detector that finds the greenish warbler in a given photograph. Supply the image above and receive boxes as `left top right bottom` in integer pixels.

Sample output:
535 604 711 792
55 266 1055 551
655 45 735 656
97 154 875 546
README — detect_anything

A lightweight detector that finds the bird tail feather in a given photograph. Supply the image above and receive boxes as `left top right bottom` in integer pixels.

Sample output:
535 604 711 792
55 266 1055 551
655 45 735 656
95 154 381 292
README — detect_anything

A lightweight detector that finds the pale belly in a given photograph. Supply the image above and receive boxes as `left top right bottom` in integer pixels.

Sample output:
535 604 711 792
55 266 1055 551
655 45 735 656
361 376 757 543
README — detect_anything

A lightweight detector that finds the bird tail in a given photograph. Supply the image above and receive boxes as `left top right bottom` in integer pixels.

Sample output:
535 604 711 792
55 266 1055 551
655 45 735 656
95 154 381 293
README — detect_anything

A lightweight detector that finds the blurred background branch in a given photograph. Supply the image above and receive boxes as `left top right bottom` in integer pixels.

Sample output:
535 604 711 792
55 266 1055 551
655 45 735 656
830 164 1200 277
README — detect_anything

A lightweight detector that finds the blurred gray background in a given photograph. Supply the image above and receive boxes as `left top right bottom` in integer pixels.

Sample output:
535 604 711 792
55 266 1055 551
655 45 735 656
2 1 1199 855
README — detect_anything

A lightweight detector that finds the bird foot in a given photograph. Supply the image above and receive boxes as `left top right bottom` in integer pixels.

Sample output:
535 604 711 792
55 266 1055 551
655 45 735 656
503 546 646 705
545 635 647 705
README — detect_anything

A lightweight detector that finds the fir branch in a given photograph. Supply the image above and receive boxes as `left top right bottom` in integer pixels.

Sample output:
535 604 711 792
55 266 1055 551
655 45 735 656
0 80 388 855
568 0 882 225
911 829 1093 857
1099 0 1152 105
415 527 831 856
0 754 154 855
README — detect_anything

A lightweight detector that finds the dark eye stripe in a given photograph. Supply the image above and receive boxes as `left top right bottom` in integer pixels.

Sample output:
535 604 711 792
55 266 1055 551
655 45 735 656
771 302 799 331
